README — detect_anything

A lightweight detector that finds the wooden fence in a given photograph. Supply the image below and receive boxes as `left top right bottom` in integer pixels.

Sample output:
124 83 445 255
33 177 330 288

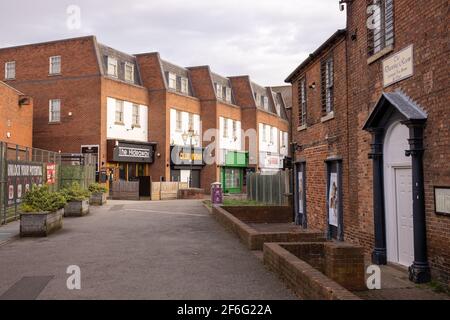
151 181 189 200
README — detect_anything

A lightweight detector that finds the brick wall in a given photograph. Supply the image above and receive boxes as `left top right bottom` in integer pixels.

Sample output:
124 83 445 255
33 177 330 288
290 35 348 234
346 0 450 282
0 37 103 154
0 82 33 147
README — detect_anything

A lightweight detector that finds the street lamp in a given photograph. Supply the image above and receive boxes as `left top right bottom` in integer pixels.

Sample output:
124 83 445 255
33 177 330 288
182 127 199 188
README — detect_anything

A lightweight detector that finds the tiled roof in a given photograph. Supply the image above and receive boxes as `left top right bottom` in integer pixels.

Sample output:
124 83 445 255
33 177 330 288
97 43 142 85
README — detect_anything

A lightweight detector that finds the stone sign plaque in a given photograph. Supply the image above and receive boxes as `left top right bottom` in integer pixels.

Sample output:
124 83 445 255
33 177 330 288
435 187 450 216
383 45 414 87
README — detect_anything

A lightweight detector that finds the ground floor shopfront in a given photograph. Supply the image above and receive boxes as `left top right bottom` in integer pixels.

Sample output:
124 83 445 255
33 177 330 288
259 151 285 174
220 151 249 194
169 145 204 188
106 139 156 198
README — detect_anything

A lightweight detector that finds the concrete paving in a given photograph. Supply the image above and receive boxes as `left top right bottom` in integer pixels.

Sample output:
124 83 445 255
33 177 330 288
0 200 297 300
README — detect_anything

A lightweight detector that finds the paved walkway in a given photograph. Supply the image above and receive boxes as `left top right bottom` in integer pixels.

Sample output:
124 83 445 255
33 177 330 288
0 200 296 300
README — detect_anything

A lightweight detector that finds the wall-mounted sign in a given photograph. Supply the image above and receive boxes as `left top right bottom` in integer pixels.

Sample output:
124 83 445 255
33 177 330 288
107 140 155 163
383 45 414 87
328 172 339 227
7 161 44 206
170 146 204 167
435 187 450 216
46 163 56 184
259 152 283 169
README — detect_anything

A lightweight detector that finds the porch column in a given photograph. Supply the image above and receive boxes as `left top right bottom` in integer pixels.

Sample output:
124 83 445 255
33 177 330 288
368 128 387 265
405 120 431 283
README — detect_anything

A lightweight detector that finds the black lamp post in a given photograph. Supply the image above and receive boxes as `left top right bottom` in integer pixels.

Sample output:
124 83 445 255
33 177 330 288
182 127 199 188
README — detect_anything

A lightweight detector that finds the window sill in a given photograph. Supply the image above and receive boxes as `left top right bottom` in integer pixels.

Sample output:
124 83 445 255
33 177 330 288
48 73 62 77
48 121 61 125
297 124 307 132
132 124 141 129
114 122 125 126
367 45 394 65
4 78 15 81
321 112 335 123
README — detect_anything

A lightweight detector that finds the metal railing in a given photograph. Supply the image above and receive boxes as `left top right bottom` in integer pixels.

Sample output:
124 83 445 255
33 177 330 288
246 170 291 206
0 142 96 224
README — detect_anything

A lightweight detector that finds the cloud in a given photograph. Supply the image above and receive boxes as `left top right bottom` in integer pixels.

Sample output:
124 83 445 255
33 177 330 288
0 0 345 84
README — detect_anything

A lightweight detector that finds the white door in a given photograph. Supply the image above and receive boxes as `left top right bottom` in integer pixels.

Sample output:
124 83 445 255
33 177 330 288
394 167 414 266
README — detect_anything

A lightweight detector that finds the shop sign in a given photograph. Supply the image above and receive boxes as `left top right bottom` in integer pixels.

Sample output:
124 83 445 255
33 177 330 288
108 140 155 163
7 161 44 206
383 45 414 87
260 152 282 169
171 146 204 166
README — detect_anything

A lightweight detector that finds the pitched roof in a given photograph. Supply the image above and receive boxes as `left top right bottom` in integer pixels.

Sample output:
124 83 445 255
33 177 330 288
285 29 346 83
363 90 428 130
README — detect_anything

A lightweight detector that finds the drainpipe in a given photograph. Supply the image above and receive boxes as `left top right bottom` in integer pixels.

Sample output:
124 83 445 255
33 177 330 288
405 120 431 283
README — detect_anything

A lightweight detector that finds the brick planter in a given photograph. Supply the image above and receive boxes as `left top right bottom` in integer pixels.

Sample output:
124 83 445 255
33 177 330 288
64 200 90 217
20 209 64 237
263 242 365 300
211 205 325 250
178 188 205 200
90 192 107 206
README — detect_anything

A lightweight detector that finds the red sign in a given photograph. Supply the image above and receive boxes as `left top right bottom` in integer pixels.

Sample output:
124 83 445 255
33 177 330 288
47 163 56 184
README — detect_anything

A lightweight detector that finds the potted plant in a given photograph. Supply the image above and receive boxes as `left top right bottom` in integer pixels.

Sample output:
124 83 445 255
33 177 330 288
20 185 66 237
88 183 108 205
61 182 91 217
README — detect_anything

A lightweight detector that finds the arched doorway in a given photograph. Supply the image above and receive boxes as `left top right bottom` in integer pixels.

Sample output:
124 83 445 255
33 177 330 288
383 121 413 266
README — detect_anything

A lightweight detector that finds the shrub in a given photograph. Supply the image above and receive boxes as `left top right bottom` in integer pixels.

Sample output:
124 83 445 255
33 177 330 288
21 185 67 213
88 183 108 194
61 182 91 202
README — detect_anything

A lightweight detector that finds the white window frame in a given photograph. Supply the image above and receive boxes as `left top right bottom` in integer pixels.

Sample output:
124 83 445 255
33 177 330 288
181 77 189 94
225 87 232 103
49 99 61 123
175 110 183 131
216 83 223 99
263 96 269 110
4 61 15 79
223 118 229 138
115 100 124 124
270 127 276 145
168 73 177 89
125 62 135 82
49 56 61 75
262 124 267 142
107 57 118 77
132 104 140 127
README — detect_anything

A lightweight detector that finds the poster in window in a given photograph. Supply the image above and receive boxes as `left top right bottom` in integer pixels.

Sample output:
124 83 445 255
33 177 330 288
298 171 304 214
328 172 339 227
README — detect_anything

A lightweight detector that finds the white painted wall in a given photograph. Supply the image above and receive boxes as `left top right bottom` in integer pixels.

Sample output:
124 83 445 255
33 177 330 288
258 123 279 153
106 97 148 142
169 108 201 147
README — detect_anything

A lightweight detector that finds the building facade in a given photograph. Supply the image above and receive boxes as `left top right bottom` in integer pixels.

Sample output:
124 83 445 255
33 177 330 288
0 81 33 148
288 0 449 285
1 36 290 194
0 36 155 192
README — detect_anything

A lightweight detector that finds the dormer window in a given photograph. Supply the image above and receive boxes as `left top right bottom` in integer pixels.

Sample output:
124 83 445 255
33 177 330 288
125 62 134 82
262 96 269 110
49 56 61 75
107 57 118 77
225 87 232 103
215 83 223 99
168 72 177 90
181 77 189 94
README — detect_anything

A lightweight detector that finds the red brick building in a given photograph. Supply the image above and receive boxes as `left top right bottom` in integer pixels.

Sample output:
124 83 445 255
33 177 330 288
0 36 290 194
287 0 449 285
0 81 33 148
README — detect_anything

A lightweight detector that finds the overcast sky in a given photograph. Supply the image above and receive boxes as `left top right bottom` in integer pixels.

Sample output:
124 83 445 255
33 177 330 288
0 0 345 85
